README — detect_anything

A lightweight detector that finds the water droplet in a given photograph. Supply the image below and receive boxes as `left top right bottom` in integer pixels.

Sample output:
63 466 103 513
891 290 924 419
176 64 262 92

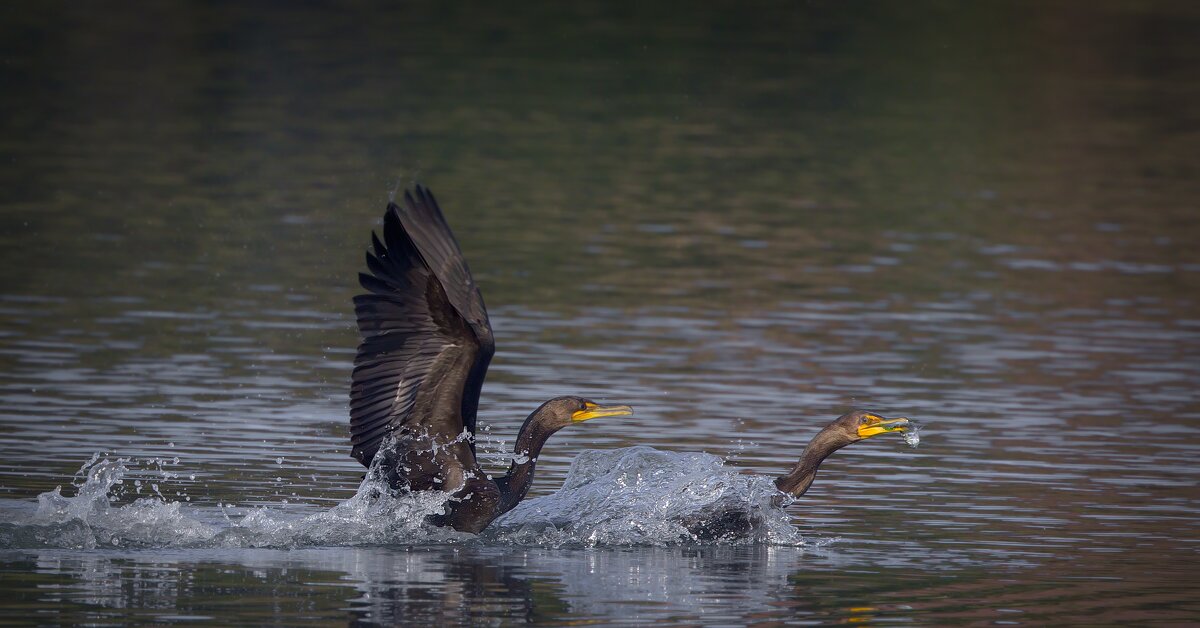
276 457 284 465
903 424 922 448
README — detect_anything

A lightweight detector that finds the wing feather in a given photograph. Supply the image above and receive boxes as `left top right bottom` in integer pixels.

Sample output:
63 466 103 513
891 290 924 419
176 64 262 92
348 186 495 467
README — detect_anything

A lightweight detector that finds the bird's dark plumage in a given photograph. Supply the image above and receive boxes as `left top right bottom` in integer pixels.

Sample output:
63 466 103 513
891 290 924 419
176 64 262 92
350 186 494 467
688 410 915 541
348 186 631 533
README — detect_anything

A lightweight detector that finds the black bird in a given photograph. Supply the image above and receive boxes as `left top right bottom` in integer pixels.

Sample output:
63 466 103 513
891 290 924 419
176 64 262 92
349 186 633 533
683 410 913 541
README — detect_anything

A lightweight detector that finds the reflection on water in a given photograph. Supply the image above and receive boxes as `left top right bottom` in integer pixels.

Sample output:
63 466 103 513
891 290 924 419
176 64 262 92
2 0 1199 624
3 544 1195 625
0 546 845 624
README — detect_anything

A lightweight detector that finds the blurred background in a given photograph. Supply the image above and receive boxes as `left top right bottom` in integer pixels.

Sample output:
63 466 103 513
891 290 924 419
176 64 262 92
0 1 1198 624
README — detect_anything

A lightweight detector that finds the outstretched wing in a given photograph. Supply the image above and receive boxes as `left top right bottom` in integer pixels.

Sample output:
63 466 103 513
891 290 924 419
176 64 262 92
349 186 495 467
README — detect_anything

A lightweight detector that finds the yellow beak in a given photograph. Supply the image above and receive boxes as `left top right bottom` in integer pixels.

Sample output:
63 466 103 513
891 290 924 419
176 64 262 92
571 402 634 422
857 416 911 439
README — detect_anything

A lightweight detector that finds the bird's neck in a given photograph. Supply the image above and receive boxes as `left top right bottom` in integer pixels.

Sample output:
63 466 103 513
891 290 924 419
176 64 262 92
775 427 849 497
497 412 555 514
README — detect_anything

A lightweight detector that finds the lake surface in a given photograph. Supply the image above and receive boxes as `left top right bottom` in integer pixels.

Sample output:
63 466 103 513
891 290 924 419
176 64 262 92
2 1 1199 624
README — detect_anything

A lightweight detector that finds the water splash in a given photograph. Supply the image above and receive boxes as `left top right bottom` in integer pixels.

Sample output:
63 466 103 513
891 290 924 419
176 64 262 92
903 423 922 448
22 457 214 549
212 483 464 548
2 453 464 550
489 446 805 547
3 447 816 550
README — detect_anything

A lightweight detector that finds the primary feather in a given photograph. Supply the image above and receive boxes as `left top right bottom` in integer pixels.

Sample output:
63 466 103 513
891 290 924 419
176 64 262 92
349 186 495 467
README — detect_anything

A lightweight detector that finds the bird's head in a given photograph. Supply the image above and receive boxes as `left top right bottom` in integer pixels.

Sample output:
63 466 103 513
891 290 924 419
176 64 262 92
535 396 634 430
830 410 912 443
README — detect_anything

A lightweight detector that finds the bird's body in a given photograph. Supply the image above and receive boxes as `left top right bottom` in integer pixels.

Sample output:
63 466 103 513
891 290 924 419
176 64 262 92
349 186 631 533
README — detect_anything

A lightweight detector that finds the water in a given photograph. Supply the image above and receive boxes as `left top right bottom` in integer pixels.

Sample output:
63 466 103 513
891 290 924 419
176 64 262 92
2 445 801 550
2 0 1199 624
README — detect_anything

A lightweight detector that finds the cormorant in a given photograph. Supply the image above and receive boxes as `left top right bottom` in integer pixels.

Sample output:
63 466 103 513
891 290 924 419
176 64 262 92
683 410 913 540
349 186 633 533
774 410 912 497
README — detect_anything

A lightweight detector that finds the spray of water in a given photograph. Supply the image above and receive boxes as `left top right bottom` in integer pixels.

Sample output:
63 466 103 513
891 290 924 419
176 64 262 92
489 446 806 547
3 434 927 549
903 422 922 448
2 453 462 550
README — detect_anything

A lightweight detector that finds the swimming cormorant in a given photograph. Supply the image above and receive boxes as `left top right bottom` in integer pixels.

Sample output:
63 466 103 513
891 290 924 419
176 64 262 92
774 410 912 497
683 410 913 540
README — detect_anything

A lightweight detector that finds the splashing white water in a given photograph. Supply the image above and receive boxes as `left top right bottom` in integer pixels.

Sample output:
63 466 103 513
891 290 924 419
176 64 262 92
489 446 805 547
2 447 819 550
2 454 463 550
903 423 922 448
20 457 214 549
